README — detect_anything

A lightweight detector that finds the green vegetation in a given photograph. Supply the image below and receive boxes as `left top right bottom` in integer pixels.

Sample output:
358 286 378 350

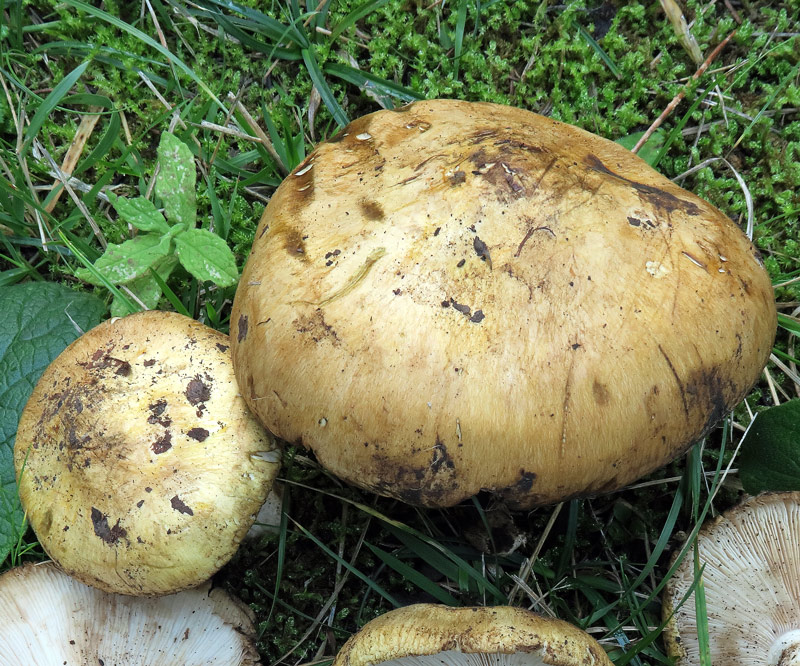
1 0 799 663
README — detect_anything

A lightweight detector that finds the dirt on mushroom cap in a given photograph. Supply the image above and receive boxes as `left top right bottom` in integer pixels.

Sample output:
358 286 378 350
14 310 281 596
231 99 776 509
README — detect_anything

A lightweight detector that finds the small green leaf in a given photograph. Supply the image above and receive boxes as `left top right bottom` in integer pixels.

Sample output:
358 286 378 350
75 234 171 285
616 130 666 167
156 132 196 227
174 229 238 287
109 256 178 318
738 400 800 494
109 193 170 234
0 283 105 565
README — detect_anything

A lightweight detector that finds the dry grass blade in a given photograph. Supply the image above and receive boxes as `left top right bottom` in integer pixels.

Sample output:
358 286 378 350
507 502 562 606
44 108 102 214
227 92 289 177
659 0 703 65
34 138 107 248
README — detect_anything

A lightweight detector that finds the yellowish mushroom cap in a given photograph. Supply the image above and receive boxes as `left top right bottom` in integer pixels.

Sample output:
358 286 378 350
15 311 280 596
232 99 775 508
333 604 613 666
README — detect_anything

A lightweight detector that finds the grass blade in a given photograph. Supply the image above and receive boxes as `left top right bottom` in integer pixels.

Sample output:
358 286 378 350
302 48 349 127
365 541 460 606
22 60 90 156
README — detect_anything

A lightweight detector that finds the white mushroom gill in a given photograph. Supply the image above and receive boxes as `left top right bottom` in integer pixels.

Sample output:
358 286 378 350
0 563 259 665
666 493 800 666
378 651 551 666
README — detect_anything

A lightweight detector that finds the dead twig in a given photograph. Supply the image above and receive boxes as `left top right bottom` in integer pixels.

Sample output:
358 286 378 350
632 29 738 154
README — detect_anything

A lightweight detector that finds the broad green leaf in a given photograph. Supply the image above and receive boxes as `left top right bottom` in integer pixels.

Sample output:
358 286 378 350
75 234 171 285
156 132 196 227
109 256 178 318
0 283 105 565
109 192 170 234
174 229 238 287
738 400 800 494
616 130 666 167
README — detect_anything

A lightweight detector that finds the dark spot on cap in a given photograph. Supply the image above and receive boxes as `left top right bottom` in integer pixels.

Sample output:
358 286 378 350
449 170 466 185
430 438 455 474
593 380 610 406
571 342 581 350
143 359 156 367
147 399 170 427
91 507 127 545
145 487 152 493
237 315 248 342
151 431 172 454
473 236 492 267
216 343 229 353
515 470 536 492
627 217 641 227
187 427 210 442
441 300 450 308
457 258 466 268
433 227 441 236
585 155 701 216
283 228 308 259
136 500 145 508
470 310 485 323
170 495 194 516
186 376 211 405
114 360 131 376
451 300 471 315
360 200 385 221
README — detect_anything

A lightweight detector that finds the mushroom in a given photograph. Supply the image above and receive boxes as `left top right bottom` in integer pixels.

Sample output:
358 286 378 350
231 99 776 508
663 492 800 665
0 561 261 664
333 604 613 666
14 310 280 596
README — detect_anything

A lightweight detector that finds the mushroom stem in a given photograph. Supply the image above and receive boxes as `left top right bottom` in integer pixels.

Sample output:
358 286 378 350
770 630 800 666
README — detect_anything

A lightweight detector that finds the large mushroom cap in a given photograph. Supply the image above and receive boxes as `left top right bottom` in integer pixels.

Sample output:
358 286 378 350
333 604 612 666
663 492 800 665
0 562 261 665
232 98 775 508
15 310 280 596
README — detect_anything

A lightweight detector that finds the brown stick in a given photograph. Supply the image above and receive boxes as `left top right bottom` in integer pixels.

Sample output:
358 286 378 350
632 29 738 154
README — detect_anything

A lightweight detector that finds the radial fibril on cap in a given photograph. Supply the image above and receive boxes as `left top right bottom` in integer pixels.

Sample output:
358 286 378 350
14 310 281 596
232 98 776 508
664 492 800 665
333 604 612 666
0 562 260 665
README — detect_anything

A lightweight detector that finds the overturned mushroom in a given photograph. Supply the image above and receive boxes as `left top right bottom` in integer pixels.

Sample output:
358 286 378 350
14 310 280 596
663 492 800 665
232 99 775 508
0 562 260 664
333 604 612 666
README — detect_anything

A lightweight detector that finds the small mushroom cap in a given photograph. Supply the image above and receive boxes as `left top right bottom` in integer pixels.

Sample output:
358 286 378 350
0 562 261 665
232 99 775 508
663 492 800 665
333 604 612 666
14 311 280 596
